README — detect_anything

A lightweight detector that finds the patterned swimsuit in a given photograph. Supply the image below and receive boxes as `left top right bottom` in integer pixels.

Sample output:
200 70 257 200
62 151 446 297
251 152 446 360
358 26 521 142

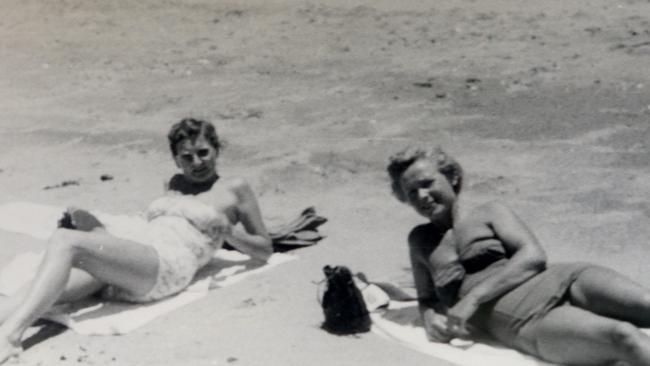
102 196 224 303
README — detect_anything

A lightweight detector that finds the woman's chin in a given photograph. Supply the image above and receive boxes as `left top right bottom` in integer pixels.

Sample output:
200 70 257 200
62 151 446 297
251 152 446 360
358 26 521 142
427 208 451 223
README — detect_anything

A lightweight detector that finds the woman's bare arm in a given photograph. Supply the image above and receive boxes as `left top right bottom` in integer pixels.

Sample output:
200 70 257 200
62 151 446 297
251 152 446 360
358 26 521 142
460 201 547 305
409 226 453 342
410 247 438 311
223 178 272 261
447 201 546 334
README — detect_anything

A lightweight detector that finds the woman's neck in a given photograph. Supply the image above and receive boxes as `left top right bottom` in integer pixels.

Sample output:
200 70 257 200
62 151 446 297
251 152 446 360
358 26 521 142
168 174 219 195
429 203 457 233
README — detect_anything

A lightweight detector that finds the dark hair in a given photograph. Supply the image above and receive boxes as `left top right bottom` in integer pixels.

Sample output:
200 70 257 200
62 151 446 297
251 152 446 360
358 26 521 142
387 146 463 202
167 118 221 157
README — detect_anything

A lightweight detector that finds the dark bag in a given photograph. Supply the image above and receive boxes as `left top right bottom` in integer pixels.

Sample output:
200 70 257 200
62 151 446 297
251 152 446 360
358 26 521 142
320 265 371 335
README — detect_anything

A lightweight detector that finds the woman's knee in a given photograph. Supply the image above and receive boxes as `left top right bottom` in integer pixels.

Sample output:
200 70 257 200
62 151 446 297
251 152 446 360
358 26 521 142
47 229 86 258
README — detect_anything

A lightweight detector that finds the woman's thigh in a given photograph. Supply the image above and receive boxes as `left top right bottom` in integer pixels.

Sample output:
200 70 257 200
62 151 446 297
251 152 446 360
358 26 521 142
568 265 650 326
58 269 104 303
53 229 159 297
520 305 641 365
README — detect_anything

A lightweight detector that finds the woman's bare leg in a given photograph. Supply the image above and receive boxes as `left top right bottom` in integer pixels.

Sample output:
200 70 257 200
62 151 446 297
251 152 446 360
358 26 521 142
521 305 650 365
0 228 159 363
0 269 104 324
568 266 650 327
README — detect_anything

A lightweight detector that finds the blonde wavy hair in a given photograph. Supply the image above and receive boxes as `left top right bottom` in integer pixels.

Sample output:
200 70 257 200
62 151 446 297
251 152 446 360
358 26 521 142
387 146 463 202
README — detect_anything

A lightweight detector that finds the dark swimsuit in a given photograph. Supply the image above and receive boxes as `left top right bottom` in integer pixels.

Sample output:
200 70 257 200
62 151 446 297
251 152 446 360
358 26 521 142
433 238 590 357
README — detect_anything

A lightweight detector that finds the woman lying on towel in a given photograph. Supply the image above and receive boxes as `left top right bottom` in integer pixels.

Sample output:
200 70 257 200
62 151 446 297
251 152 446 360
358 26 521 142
0 118 272 363
388 146 650 366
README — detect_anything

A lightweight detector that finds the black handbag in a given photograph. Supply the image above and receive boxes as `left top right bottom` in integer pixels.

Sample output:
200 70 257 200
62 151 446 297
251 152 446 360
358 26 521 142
319 265 371 335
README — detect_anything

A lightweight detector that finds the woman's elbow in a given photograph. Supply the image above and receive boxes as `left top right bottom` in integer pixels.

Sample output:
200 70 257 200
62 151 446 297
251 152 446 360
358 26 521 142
259 247 273 262
526 253 547 273
255 238 273 262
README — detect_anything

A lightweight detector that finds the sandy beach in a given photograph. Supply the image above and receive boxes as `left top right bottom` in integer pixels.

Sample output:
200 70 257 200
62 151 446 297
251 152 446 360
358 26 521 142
1 0 650 364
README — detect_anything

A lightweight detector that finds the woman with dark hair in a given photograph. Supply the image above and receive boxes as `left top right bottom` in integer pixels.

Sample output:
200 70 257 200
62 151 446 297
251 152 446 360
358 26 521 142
388 146 650 365
0 118 272 363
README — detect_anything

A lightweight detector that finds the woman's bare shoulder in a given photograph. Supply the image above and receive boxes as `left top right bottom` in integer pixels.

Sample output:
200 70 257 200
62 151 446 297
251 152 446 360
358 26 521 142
465 200 513 221
219 177 252 194
213 177 261 208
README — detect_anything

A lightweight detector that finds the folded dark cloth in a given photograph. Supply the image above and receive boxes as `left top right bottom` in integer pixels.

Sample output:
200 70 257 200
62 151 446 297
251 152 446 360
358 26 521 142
269 207 327 252
224 206 327 253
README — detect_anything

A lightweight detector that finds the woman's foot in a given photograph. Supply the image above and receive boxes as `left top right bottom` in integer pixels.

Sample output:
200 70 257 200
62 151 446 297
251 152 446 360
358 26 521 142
0 337 20 365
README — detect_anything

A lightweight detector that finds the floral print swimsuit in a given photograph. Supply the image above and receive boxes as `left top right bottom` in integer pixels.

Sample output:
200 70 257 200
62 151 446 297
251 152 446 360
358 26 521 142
102 196 224 303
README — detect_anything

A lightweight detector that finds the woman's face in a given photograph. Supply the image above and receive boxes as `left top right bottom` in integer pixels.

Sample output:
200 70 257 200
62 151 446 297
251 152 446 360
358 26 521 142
174 136 219 184
399 159 457 222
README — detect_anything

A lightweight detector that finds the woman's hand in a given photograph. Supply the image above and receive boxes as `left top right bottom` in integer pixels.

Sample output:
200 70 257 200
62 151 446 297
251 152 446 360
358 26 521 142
446 295 479 338
200 212 232 239
422 308 453 343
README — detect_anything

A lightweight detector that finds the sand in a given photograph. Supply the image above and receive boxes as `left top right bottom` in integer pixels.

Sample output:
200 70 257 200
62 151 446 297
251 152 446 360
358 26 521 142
1 0 650 365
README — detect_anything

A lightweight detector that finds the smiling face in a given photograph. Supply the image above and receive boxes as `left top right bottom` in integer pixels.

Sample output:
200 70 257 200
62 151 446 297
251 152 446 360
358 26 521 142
399 158 458 223
174 136 219 184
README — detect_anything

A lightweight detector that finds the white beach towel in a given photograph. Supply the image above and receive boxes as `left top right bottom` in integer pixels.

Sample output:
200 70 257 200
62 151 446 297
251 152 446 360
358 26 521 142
370 301 557 366
0 202 296 335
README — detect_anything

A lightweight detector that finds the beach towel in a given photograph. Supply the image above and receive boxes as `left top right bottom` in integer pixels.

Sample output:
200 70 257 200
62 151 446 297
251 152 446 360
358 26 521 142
0 202 296 335
344 274 555 366
369 300 557 366
0 202 328 248
363 279 650 366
